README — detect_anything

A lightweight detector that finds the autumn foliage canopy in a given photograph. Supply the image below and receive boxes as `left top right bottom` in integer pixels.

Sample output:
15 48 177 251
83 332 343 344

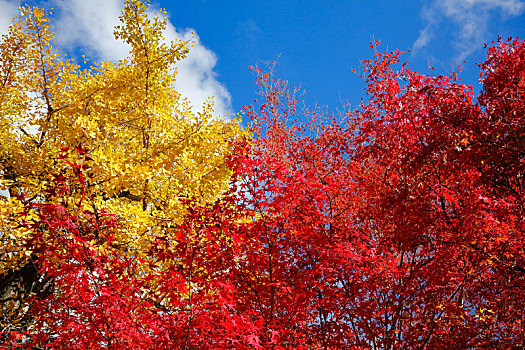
1 1 524 349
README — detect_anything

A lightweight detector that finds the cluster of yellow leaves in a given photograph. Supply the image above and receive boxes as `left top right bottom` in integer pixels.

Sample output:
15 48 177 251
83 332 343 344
0 198 34 273
0 0 245 279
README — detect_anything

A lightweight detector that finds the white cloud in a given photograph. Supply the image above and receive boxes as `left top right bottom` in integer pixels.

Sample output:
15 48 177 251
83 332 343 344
0 0 20 34
53 0 129 60
0 0 232 116
414 0 525 61
164 25 232 118
413 26 433 51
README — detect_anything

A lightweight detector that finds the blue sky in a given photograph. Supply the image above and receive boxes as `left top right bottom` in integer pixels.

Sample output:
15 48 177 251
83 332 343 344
1 0 524 123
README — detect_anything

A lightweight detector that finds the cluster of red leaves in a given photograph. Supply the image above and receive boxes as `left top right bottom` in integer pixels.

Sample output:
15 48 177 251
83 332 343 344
226 37 525 348
6 148 268 349
345 37 525 348
4 38 525 349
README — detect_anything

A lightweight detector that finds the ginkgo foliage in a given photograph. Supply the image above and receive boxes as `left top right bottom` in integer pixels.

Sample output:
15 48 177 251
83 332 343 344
1 1 524 348
0 0 244 338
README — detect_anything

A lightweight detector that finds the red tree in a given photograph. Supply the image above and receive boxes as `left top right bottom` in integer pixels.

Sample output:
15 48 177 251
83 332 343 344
5 148 267 349
230 38 525 348
351 38 525 348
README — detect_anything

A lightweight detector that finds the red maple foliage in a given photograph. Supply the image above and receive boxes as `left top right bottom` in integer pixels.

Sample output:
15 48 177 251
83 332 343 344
230 37 525 348
4 38 524 349
6 148 267 349
350 38 525 348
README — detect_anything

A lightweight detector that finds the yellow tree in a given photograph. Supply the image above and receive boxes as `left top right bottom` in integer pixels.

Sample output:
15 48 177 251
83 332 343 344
0 0 244 333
